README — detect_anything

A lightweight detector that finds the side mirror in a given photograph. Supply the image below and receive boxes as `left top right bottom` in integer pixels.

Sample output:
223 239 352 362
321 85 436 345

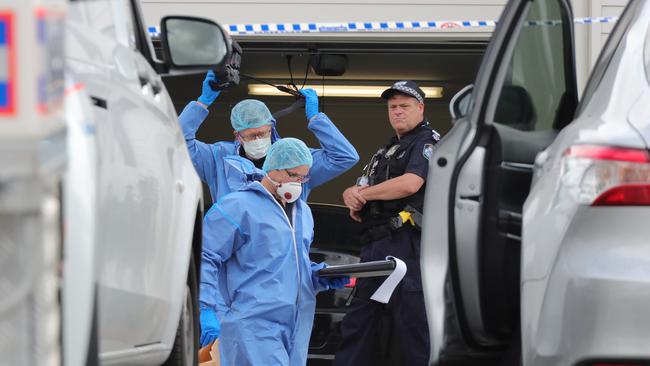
160 16 231 70
449 84 474 121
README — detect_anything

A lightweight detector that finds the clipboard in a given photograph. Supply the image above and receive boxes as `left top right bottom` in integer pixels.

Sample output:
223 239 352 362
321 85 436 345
317 259 396 278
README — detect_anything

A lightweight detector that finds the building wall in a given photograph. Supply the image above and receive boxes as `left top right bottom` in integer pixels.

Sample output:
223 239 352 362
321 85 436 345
141 0 629 91
571 0 628 93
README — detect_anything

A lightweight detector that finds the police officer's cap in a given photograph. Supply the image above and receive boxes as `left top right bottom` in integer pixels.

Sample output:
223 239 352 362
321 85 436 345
381 80 425 104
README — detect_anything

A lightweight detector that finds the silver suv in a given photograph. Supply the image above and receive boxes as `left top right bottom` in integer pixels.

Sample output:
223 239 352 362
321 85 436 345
421 0 650 365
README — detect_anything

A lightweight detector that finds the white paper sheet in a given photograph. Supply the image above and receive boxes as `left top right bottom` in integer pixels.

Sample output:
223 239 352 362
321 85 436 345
370 256 407 303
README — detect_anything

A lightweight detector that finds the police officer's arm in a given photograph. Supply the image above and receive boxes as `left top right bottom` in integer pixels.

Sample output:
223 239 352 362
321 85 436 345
362 134 431 202
354 135 432 210
343 173 423 212
199 202 244 311
360 173 424 201
306 113 360 189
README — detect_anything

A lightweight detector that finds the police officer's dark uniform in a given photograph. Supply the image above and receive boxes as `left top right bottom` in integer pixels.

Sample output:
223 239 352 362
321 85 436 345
333 81 440 366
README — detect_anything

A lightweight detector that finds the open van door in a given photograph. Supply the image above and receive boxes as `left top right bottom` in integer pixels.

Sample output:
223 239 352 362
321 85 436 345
420 0 579 363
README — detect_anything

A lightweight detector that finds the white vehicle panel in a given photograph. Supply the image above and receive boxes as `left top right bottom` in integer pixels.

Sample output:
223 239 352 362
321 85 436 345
66 0 204 363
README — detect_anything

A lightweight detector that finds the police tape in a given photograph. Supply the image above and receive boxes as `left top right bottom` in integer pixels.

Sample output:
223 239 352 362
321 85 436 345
148 16 618 37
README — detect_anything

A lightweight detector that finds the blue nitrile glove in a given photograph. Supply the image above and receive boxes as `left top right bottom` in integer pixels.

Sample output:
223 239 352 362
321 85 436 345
327 276 351 290
199 308 221 347
300 88 319 120
313 263 350 291
197 70 221 107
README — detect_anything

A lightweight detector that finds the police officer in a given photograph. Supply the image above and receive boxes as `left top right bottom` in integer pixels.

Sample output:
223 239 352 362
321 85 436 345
333 80 440 366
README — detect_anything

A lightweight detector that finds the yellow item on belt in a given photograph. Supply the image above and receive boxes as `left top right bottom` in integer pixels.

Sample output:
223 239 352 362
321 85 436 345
398 211 415 226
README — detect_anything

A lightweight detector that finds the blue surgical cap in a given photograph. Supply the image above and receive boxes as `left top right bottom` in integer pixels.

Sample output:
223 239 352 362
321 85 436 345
262 138 313 172
230 99 274 132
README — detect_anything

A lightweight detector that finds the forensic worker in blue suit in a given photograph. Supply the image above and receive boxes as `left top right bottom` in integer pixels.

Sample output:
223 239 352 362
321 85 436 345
178 70 359 202
199 138 349 365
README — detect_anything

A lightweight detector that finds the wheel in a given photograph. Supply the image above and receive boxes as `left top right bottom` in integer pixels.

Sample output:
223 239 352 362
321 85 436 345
164 254 199 366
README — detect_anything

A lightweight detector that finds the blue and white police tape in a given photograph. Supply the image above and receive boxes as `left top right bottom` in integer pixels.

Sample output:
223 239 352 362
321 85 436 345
148 16 618 37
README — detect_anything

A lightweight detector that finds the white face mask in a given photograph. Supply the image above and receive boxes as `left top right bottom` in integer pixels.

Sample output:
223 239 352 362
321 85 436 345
268 177 302 203
242 137 271 160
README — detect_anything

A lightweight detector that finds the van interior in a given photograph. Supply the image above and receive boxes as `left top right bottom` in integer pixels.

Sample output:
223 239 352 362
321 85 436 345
162 39 487 206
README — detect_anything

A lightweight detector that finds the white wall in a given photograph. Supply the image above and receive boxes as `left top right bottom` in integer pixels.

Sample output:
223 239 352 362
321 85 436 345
141 0 505 41
141 0 629 93
571 0 628 93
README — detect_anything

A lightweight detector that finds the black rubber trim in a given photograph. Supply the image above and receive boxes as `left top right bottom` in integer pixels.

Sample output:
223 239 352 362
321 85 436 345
90 96 107 109
85 286 99 366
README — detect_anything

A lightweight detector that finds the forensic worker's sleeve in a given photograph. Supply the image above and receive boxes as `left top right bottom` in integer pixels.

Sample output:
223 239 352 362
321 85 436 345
178 101 217 184
199 203 244 311
310 262 329 292
305 113 359 190
405 136 434 180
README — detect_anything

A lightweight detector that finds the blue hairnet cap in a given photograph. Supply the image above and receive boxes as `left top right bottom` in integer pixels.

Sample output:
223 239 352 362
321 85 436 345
263 138 313 172
231 99 274 132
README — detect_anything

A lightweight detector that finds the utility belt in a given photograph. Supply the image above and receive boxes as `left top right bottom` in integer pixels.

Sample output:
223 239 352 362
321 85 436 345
359 205 423 244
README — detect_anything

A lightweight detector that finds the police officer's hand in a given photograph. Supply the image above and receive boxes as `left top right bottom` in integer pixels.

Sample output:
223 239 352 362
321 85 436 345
343 185 367 211
349 209 362 223
197 70 221 107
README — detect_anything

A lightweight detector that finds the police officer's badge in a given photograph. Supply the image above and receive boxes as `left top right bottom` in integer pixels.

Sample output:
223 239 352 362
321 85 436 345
385 144 400 158
423 144 434 160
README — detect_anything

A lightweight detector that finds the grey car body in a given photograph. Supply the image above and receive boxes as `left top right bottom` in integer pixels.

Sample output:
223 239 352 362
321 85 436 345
420 0 650 365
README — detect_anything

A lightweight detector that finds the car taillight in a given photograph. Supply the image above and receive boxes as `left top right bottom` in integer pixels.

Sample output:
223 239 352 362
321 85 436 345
345 277 357 288
561 145 650 206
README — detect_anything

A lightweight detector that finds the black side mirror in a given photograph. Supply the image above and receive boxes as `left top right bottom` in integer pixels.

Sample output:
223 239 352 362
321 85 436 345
160 16 231 70
449 84 474 121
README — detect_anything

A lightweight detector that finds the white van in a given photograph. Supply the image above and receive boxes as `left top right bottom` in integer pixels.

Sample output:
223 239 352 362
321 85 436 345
64 1 235 364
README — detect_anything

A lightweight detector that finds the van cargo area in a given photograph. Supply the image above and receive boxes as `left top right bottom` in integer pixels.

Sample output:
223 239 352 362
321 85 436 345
162 39 486 206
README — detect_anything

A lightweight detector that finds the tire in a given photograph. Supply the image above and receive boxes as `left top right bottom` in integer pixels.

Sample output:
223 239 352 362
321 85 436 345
164 254 199 366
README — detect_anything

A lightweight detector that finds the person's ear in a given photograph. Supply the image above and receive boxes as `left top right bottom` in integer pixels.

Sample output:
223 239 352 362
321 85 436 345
417 103 424 114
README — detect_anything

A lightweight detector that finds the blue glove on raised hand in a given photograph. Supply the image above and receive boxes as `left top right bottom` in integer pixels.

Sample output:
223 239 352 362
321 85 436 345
300 88 319 120
199 308 221 347
197 70 221 107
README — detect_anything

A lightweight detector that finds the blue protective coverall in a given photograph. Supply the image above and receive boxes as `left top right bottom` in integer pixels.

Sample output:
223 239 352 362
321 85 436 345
178 101 359 202
200 181 328 366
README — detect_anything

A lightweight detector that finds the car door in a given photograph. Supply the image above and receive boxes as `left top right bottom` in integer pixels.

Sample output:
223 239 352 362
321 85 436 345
420 0 579 363
72 0 183 354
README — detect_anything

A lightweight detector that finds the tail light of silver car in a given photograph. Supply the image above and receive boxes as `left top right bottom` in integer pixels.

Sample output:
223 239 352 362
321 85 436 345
561 145 650 206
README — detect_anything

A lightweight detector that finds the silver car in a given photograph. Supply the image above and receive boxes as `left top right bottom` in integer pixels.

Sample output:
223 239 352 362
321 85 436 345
421 0 650 365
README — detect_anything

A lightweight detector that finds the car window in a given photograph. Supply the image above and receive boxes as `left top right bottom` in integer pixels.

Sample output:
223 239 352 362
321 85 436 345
491 0 572 131
579 0 641 115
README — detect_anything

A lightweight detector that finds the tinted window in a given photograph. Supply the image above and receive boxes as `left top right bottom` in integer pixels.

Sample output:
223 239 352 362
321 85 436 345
492 0 573 131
